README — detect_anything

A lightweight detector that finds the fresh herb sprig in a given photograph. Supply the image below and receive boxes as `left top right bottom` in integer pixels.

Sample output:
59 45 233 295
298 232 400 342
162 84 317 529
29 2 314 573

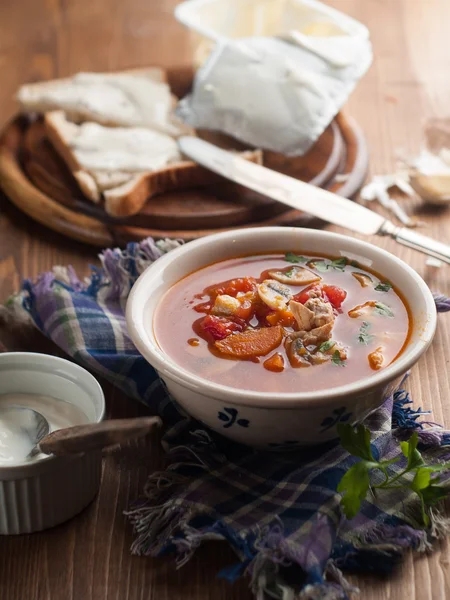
331 350 346 366
337 424 450 526
374 302 394 317
318 340 335 353
312 257 348 273
358 321 374 345
284 252 308 264
375 281 393 293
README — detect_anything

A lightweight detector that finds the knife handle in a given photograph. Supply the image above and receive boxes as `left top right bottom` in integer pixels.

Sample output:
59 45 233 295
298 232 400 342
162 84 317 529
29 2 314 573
380 221 450 264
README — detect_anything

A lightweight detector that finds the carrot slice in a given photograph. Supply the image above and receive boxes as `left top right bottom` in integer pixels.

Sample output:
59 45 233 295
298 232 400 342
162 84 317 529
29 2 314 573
263 352 285 372
215 326 283 358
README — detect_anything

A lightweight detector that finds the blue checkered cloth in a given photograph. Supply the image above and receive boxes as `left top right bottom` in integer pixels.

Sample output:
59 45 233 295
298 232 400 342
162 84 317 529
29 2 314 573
18 238 450 600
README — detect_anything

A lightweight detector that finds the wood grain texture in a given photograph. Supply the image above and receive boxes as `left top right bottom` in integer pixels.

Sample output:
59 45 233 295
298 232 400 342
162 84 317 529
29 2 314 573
0 0 450 599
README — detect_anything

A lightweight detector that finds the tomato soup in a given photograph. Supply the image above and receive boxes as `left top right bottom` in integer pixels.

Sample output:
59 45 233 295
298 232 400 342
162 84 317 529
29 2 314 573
154 253 411 393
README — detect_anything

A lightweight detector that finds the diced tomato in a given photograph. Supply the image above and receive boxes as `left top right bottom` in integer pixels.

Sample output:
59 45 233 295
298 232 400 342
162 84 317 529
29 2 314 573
198 315 245 342
292 284 323 305
292 284 347 310
205 277 257 299
322 285 347 309
193 301 212 313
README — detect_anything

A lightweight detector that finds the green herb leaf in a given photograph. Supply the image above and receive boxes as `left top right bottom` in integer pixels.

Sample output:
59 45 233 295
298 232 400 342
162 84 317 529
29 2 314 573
337 461 371 519
337 425 450 527
411 467 432 492
421 485 449 505
358 321 375 345
312 260 330 273
318 340 335 353
375 281 393 293
400 432 424 470
283 267 296 278
337 423 375 462
374 302 394 317
331 350 346 366
285 252 308 264
311 257 348 273
350 260 360 268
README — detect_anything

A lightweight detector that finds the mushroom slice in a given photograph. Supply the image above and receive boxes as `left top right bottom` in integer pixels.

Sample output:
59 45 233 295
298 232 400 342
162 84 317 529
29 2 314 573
285 334 311 368
289 300 315 331
257 279 292 310
304 297 335 327
300 322 333 346
352 272 373 288
268 266 321 286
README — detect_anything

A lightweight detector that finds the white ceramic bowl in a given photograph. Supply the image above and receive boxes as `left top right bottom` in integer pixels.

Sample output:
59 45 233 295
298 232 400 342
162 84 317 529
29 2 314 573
126 227 436 449
0 353 105 534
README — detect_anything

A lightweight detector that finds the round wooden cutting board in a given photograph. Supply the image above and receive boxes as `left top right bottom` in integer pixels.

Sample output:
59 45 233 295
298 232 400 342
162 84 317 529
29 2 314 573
0 67 369 246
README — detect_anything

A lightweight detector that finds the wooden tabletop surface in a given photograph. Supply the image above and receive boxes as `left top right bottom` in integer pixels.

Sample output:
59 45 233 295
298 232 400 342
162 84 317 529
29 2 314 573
1 0 450 598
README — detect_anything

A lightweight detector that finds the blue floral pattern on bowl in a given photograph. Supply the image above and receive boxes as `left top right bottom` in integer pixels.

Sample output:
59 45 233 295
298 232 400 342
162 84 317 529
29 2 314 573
218 407 250 429
320 406 352 433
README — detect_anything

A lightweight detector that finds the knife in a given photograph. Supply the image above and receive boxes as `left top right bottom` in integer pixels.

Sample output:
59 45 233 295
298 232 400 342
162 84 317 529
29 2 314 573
179 136 450 265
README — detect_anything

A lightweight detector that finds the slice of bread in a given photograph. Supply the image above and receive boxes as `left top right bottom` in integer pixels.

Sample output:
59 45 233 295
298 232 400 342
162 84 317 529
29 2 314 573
17 68 189 137
44 111 263 217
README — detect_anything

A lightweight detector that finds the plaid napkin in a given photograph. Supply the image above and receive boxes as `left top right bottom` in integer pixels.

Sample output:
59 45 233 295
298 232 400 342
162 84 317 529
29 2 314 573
14 238 450 600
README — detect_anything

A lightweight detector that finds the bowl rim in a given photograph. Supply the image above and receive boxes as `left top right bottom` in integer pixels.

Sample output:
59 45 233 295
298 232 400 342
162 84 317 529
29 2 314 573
0 352 105 471
127 227 437 409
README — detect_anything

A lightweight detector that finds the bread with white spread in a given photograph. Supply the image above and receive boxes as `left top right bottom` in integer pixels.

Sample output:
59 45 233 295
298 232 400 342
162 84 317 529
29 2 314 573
17 68 189 137
44 111 262 217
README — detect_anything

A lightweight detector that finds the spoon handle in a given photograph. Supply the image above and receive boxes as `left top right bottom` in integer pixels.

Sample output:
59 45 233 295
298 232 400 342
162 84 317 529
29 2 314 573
39 416 162 456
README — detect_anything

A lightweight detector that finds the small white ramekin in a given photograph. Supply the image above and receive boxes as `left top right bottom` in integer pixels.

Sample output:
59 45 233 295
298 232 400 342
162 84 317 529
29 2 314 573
0 352 105 534
126 227 437 449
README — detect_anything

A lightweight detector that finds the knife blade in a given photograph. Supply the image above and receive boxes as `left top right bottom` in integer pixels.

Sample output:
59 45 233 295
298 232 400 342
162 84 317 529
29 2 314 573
179 136 450 264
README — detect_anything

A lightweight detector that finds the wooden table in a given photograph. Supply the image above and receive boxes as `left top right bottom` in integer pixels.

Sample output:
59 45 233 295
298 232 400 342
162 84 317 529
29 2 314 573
1 1 450 598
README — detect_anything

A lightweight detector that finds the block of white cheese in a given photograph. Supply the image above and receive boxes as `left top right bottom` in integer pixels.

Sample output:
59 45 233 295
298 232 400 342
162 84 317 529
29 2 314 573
177 33 372 156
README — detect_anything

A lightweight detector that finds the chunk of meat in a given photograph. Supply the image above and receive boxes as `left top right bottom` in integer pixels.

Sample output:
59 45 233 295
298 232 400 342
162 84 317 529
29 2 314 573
300 322 333 346
212 291 257 320
215 326 283 358
199 315 244 341
289 300 315 331
263 352 285 372
257 280 292 310
352 272 372 288
293 284 323 304
304 297 335 327
212 294 241 316
294 284 347 310
368 347 384 370
348 301 377 319
268 266 321 286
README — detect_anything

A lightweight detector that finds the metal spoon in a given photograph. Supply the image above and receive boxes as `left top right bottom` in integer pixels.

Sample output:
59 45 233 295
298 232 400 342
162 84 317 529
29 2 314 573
0 406 161 459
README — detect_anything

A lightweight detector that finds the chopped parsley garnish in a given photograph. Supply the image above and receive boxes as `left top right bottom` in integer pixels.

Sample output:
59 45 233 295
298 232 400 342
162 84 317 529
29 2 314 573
332 350 346 366
374 302 394 317
318 340 336 353
312 257 348 273
358 321 374 345
283 266 296 278
284 252 308 264
375 281 393 293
